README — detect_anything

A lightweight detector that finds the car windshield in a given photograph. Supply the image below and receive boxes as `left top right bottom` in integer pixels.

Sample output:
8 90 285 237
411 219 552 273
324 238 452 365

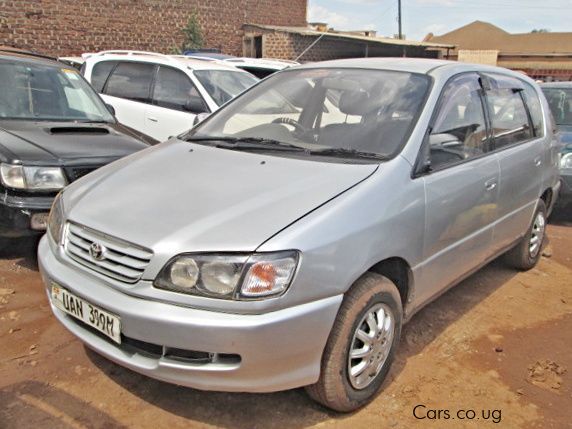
187 68 430 160
0 59 114 122
193 70 259 106
542 87 572 126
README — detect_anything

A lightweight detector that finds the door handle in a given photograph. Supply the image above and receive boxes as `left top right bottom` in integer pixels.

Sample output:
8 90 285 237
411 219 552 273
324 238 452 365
485 180 497 191
147 117 158 122
533 156 542 167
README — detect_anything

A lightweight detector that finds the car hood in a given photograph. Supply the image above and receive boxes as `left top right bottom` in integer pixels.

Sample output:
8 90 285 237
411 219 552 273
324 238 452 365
0 120 151 165
65 139 378 254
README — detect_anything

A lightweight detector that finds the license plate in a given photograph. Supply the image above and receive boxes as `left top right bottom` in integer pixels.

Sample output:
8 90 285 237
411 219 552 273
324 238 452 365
51 283 121 344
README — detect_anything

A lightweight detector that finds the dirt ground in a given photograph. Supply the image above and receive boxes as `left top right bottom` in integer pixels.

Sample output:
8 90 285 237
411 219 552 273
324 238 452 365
0 207 571 429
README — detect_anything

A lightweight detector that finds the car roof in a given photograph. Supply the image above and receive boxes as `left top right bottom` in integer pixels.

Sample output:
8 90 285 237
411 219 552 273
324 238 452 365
294 57 451 74
293 57 537 81
0 47 62 68
85 51 245 72
224 57 298 70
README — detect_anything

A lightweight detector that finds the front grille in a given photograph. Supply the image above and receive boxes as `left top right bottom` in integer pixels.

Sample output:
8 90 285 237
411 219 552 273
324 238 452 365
64 222 153 283
64 166 101 183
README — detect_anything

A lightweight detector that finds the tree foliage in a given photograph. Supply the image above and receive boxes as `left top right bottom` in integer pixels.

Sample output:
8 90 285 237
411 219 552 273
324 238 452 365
173 11 204 53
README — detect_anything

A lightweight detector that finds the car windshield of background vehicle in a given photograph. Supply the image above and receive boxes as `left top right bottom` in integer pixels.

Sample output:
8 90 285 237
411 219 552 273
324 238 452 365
0 60 115 122
187 68 430 160
543 88 572 126
193 70 259 106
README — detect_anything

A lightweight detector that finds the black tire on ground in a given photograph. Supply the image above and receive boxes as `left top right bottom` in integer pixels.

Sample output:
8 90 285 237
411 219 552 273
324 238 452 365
305 272 403 412
504 199 547 271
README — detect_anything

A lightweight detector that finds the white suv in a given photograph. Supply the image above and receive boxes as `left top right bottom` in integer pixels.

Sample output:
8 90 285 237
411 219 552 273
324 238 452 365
82 51 259 141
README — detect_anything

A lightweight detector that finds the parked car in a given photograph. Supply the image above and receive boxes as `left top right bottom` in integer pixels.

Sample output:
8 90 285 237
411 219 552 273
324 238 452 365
0 49 154 242
540 82 572 205
185 53 299 79
81 51 259 141
39 58 560 412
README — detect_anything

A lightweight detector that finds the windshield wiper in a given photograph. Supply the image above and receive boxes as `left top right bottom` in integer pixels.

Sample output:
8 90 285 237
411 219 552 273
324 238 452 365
187 136 308 152
308 147 387 161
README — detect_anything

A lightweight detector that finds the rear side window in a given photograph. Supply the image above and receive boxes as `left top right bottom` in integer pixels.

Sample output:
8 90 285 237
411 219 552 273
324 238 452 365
522 83 544 137
152 66 207 113
90 61 117 92
428 73 488 170
485 88 532 149
104 62 155 103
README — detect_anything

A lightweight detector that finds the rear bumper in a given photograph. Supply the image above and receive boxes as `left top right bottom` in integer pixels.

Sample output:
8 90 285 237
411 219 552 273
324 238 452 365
0 194 53 237
38 236 341 392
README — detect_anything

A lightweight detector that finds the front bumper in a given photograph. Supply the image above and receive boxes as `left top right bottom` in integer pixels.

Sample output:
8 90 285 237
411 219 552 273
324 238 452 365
38 236 342 392
0 194 54 237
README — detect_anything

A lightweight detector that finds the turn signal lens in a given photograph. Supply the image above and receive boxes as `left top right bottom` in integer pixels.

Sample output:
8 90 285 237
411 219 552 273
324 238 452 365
241 254 298 298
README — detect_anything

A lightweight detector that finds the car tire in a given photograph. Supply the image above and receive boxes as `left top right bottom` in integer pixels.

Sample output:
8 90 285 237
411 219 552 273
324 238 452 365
504 199 547 271
305 272 403 412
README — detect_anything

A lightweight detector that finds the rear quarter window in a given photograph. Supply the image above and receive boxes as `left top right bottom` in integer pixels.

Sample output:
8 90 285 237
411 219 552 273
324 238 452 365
522 83 544 137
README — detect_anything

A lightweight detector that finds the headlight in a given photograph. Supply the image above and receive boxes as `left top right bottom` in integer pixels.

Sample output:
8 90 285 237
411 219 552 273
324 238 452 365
154 251 299 300
0 163 67 190
561 153 572 169
48 192 65 245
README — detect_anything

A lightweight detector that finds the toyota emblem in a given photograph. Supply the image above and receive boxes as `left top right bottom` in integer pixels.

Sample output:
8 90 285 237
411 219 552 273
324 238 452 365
89 242 106 261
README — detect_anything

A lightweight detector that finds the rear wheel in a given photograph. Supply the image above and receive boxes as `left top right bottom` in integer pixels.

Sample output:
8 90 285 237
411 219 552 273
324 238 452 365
305 272 402 412
504 199 547 271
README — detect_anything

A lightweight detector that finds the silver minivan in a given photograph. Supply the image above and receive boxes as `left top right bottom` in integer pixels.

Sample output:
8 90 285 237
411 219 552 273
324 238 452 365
39 59 560 412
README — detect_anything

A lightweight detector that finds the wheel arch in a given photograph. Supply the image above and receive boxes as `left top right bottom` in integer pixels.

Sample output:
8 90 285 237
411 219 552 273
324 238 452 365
366 257 413 310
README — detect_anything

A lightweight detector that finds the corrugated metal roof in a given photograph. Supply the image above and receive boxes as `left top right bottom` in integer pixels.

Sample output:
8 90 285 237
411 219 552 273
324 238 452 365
244 24 455 49
428 21 572 54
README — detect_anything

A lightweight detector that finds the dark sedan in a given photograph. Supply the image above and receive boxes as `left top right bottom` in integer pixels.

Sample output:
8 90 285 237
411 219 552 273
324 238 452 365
541 82 572 205
0 49 155 241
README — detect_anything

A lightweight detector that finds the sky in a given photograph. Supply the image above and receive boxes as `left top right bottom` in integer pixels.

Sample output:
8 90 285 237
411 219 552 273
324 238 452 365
307 0 572 40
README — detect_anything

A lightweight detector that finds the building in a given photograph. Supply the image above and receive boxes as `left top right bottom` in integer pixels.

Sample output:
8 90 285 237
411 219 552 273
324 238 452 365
243 24 453 62
425 21 572 81
0 0 307 57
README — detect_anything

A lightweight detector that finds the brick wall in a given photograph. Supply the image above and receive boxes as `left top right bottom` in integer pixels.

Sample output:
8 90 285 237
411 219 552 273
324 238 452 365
0 0 307 57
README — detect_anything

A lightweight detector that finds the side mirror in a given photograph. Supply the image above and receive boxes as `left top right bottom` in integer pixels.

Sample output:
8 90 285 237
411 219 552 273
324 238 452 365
105 103 116 116
193 112 210 127
184 98 209 114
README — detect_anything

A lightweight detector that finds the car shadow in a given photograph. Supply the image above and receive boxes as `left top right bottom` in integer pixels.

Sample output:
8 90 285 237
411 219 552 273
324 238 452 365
86 258 520 427
549 202 572 226
0 236 40 271
0 380 127 428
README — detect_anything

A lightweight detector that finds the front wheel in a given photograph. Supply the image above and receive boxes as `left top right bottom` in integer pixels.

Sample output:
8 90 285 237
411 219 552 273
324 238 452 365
305 272 403 412
504 199 547 271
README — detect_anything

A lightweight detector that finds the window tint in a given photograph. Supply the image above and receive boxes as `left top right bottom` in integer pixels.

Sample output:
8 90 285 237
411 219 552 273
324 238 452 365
104 62 155 103
429 73 488 170
486 88 532 149
90 61 117 92
152 66 207 113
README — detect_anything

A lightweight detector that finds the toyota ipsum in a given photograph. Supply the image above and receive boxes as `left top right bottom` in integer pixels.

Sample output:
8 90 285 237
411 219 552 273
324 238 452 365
39 58 560 412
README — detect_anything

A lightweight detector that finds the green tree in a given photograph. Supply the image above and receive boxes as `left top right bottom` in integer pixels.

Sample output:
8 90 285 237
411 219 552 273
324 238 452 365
173 11 204 53
531 28 551 33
